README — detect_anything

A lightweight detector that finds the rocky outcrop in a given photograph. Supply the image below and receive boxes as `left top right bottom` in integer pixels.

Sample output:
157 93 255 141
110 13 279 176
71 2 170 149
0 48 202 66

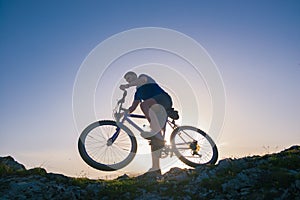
0 156 25 172
1 145 299 199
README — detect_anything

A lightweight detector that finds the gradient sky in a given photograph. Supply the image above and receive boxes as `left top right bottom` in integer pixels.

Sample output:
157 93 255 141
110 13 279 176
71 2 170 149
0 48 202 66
1 0 299 179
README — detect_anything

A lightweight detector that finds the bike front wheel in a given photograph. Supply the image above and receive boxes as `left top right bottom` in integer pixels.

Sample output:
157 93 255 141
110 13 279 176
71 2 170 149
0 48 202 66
78 120 137 171
170 126 218 167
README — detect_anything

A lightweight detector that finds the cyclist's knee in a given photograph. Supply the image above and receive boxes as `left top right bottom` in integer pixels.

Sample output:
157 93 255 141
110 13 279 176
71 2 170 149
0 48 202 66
140 99 156 109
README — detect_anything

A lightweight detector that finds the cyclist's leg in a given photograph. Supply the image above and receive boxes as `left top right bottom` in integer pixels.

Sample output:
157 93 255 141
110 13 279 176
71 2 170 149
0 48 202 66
140 93 172 127
150 93 172 138
148 104 167 171
140 95 171 136
140 98 162 170
150 140 163 171
147 94 173 172
140 98 156 122
148 104 167 137
140 98 166 139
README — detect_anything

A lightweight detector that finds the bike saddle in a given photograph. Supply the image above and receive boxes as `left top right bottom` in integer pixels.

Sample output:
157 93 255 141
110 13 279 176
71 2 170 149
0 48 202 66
167 108 179 120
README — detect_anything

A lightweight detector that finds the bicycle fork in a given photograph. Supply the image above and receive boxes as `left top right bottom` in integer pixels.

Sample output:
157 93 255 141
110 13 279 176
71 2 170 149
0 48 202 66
107 127 120 146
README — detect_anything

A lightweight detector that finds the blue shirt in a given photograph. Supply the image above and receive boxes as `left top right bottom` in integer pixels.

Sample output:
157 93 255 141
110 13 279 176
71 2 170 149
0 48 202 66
134 74 166 101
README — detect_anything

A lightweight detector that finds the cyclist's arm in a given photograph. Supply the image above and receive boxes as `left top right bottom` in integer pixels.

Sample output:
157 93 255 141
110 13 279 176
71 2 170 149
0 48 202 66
122 76 147 89
128 100 139 113
130 75 147 87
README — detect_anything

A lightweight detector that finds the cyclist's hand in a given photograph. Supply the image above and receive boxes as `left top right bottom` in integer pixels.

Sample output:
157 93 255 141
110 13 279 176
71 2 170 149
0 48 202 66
117 99 125 104
120 84 129 90
119 109 129 118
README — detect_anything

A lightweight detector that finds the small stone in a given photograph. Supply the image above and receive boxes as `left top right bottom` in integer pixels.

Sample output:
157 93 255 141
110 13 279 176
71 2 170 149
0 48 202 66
116 174 130 180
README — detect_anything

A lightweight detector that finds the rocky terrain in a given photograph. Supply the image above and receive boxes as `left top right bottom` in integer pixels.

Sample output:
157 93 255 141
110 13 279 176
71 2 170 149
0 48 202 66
1 145 299 199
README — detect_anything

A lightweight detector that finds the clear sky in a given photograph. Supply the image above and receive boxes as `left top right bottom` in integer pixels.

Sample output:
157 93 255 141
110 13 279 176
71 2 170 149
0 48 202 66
1 0 299 179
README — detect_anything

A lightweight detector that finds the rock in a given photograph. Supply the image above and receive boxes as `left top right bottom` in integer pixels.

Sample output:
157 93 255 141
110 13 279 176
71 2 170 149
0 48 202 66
295 180 300 190
163 167 190 181
136 170 162 180
217 158 233 169
0 156 26 172
116 173 130 180
284 145 300 152
195 171 209 183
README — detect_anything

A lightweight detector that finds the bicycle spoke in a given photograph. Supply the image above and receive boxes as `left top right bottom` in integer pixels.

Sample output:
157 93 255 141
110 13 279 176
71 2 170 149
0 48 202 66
112 146 128 162
78 120 137 171
171 126 218 166
174 142 190 146
85 129 133 165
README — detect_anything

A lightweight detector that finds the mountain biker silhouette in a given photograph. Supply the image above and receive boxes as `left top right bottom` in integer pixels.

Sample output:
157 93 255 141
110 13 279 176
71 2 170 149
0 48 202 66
78 72 218 173
120 71 174 174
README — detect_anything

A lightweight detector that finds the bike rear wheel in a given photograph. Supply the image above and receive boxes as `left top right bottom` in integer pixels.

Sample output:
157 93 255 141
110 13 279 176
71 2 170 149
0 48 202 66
78 120 137 171
170 126 218 167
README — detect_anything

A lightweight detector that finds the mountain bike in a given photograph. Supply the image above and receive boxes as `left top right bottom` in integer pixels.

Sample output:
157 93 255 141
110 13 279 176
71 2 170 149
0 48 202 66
78 90 218 171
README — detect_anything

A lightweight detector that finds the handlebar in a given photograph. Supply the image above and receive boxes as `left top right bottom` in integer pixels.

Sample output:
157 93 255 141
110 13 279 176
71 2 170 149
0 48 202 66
114 89 128 121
